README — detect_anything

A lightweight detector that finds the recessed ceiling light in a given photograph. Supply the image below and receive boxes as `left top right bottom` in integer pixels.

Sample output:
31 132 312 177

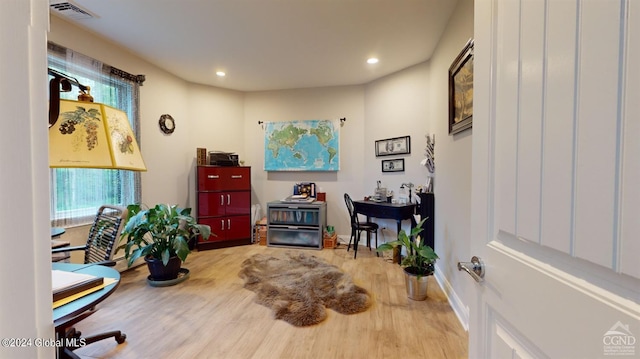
367 58 379 64
216 71 226 77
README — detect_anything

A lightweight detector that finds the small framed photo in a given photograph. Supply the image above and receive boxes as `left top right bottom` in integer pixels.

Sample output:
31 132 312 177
381 158 404 172
375 136 411 157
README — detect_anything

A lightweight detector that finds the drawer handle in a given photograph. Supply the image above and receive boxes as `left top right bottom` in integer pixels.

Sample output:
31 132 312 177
231 175 243 179
228 219 231 229
208 175 220 179
227 194 231 205
220 195 224 206
288 226 299 230
221 219 225 230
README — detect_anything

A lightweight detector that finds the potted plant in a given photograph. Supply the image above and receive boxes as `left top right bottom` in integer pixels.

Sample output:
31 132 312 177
118 203 211 282
377 218 438 300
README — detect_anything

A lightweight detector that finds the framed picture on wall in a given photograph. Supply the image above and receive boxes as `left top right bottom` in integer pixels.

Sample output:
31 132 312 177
375 136 411 157
381 158 404 172
449 38 474 135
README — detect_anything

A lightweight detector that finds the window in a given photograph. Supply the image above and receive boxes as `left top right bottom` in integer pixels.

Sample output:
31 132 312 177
48 43 142 227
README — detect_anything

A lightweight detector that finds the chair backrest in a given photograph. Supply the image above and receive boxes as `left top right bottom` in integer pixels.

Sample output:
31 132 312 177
84 205 128 264
343 193 360 227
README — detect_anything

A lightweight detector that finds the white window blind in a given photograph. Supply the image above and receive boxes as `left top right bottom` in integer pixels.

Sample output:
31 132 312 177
48 42 142 227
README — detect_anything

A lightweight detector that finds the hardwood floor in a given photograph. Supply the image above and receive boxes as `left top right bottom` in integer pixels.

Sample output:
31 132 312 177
73 244 468 358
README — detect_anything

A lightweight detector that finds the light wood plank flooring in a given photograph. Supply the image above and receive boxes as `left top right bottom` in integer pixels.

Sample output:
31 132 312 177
73 243 468 358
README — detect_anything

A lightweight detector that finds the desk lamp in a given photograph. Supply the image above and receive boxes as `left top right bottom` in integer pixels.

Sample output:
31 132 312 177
48 68 146 171
400 182 414 203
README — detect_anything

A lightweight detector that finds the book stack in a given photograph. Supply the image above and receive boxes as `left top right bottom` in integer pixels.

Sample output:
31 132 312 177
52 270 104 302
281 194 315 203
196 148 207 165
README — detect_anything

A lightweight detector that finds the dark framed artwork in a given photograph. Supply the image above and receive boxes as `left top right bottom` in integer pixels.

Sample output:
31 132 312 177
449 38 474 135
381 158 404 172
375 136 411 157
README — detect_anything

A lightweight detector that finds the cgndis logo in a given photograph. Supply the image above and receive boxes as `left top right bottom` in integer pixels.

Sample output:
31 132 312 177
603 321 636 356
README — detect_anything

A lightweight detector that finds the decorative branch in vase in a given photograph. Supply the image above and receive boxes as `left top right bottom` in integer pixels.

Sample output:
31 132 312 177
420 133 435 192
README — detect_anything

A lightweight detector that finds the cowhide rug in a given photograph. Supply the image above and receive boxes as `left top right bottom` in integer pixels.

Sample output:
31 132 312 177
238 251 372 326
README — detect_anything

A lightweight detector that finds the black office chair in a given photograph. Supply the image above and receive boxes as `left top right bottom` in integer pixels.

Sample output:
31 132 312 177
52 205 128 359
344 193 379 259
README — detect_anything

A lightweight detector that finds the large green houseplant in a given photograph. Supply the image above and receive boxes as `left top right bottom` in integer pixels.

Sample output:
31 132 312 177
377 218 438 300
118 203 211 281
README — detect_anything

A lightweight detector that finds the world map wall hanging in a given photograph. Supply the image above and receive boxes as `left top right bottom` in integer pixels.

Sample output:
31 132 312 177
264 119 340 171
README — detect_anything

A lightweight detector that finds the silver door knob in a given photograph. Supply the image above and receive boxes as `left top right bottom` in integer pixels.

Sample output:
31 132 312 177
457 256 485 282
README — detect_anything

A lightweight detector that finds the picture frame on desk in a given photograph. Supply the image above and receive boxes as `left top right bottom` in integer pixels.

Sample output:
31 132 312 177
375 136 410 157
381 158 404 173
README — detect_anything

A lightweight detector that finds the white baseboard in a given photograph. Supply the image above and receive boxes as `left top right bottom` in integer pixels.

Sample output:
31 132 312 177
433 266 469 331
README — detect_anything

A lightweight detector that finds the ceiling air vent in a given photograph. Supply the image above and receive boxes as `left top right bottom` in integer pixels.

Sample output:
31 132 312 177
49 0 95 21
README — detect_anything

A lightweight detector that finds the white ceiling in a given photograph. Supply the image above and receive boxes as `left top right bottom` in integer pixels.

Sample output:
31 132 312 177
52 0 458 92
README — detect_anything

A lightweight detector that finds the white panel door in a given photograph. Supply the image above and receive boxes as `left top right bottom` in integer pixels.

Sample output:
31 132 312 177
468 1 640 358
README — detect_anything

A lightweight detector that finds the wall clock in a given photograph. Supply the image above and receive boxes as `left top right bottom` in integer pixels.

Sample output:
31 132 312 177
159 114 175 134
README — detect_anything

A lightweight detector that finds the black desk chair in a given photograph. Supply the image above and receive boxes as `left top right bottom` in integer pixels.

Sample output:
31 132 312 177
344 193 379 259
52 205 128 358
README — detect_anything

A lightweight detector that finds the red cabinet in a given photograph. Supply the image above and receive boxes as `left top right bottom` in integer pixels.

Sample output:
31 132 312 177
196 166 251 249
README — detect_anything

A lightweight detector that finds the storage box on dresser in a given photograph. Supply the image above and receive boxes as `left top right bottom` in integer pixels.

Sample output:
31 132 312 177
196 166 251 250
267 201 326 250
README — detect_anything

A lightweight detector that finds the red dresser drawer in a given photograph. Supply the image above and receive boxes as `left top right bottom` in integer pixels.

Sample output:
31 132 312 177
197 166 251 191
198 191 249 217
197 215 251 242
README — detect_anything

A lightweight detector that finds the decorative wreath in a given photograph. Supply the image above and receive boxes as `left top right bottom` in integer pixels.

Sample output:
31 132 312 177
159 114 175 134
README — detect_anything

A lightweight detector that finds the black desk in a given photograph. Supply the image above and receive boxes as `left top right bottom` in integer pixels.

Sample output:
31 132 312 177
52 263 121 358
353 200 417 234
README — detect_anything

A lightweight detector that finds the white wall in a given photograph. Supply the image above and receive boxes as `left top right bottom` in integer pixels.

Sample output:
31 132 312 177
244 86 365 234
1 0 54 358
364 61 432 233
185 84 245 209
426 0 474 326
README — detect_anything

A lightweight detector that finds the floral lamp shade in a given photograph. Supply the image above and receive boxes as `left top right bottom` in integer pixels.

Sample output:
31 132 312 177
49 99 147 171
